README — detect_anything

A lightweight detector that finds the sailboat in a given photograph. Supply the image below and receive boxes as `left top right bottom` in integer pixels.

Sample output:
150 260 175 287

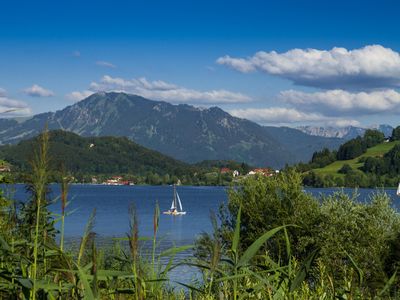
397 182 400 196
163 184 186 215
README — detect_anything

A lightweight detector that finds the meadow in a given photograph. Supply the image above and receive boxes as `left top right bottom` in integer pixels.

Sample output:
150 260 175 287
314 141 400 178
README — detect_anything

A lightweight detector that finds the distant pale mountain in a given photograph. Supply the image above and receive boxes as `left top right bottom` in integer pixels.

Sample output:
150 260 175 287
263 126 343 163
372 124 394 138
297 124 394 140
0 92 343 168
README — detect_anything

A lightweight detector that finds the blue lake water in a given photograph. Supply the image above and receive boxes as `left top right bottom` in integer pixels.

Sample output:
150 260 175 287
4 184 399 244
5 184 228 243
4 184 399 284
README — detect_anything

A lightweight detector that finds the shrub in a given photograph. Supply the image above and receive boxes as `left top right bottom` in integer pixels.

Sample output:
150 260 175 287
338 163 352 174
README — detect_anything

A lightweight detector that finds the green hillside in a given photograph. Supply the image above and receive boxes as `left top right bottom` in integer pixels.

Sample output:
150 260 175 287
0 130 251 185
299 127 400 187
314 141 400 178
0 130 196 178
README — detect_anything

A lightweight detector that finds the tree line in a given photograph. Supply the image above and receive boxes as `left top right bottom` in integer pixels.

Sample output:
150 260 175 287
297 126 400 187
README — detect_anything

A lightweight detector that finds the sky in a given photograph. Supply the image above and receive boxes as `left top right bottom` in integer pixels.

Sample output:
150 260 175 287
1 0 400 127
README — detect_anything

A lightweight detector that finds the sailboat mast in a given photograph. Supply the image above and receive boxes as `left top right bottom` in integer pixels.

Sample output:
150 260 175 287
173 184 177 210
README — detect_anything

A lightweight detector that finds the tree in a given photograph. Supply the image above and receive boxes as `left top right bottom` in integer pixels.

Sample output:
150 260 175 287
311 148 336 168
337 137 366 160
363 129 385 148
303 171 325 187
344 169 369 187
317 191 400 287
338 163 352 174
224 170 321 260
386 144 400 175
391 126 400 141
200 170 400 293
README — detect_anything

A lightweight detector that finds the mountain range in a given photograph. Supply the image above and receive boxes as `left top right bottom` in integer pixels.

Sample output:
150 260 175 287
0 92 346 168
297 124 394 140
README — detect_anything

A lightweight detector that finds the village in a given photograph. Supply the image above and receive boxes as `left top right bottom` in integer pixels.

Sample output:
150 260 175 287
94 167 280 186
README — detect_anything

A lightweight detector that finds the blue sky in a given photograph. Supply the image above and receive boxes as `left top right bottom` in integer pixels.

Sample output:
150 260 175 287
1 0 400 127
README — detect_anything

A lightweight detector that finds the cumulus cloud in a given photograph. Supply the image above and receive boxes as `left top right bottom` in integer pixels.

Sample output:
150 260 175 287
96 61 116 68
0 96 32 116
23 84 54 97
75 75 252 104
65 90 94 101
217 45 400 89
229 107 359 127
279 89 400 116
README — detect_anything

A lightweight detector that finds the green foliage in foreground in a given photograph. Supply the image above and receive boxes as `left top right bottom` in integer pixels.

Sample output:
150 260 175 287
196 171 400 299
1 131 400 299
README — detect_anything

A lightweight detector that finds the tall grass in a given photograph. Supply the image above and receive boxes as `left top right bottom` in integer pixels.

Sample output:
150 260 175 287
29 128 50 300
60 171 69 252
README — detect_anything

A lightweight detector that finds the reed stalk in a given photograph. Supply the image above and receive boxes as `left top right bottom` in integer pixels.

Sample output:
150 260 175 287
60 172 69 252
30 128 49 300
152 201 159 276
129 204 140 300
78 208 96 266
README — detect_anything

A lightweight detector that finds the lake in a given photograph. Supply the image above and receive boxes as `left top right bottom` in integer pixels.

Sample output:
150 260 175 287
5 184 399 284
4 184 399 243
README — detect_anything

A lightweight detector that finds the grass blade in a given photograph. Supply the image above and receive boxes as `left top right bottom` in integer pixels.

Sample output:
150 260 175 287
378 270 396 297
77 265 96 300
237 225 290 268
232 206 241 257
289 248 319 292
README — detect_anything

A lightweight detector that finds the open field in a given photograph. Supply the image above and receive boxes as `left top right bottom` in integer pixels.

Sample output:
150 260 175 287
314 141 400 177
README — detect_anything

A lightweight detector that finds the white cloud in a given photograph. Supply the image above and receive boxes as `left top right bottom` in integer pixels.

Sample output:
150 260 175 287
229 107 359 127
96 61 116 68
217 45 400 89
23 84 54 97
72 51 81 57
0 88 6 97
84 75 252 104
0 96 32 116
279 89 400 116
65 90 94 101
229 88 400 127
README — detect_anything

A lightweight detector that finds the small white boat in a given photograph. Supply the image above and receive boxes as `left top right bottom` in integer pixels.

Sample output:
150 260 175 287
163 184 186 216
397 182 400 196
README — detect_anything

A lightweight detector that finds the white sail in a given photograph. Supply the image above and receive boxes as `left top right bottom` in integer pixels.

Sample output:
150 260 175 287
177 192 183 211
170 199 176 210
397 183 400 196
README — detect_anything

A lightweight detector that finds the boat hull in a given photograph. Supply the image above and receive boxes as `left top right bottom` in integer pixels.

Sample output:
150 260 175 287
163 211 186 216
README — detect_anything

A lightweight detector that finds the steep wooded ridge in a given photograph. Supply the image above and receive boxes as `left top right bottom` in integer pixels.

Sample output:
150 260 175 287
0 92 343 168
0 130 194 176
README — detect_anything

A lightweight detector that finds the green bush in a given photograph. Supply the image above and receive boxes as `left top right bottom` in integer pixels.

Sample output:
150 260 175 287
338 163 352 174
202 172 400 296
